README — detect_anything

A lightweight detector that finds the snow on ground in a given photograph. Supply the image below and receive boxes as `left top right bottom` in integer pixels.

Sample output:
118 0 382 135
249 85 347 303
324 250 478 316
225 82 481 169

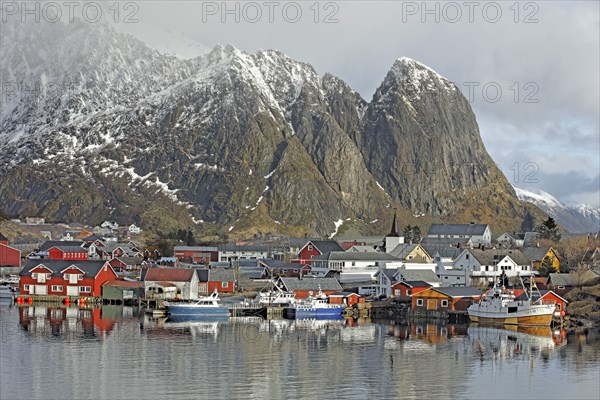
329 219 344 239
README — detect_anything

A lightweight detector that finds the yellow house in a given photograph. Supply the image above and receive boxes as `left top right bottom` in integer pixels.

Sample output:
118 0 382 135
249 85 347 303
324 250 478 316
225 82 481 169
389 243 432 263
523 247 560 272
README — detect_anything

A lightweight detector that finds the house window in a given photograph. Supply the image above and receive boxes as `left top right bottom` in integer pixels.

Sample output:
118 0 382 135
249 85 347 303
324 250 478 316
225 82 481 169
416 299 423 306
557 286 565 290
51 285 63 292
293 269 298 273
308 245 313 251
407 289 412 295
222 282 229 288
466 254 469 260
32 273 37 279
23 284 29 291
78 275 83 280
556 304 561 310
79 286 91 293
46 274 51 279
441 300 448 307
444 276 448 280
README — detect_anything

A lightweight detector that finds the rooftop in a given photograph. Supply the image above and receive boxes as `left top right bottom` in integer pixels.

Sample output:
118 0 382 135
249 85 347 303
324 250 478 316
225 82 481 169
428 223 489 236
279 277 342 291
143 268 196 282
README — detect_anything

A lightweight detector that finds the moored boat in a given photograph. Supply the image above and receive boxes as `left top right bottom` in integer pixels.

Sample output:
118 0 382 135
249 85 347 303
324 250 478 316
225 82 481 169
255 282 296 305
165 290 230 320
467 275 556 326
285 290 346 319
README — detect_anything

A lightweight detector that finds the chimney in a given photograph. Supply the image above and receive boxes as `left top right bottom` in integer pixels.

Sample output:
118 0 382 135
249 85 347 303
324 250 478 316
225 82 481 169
470 221 475 225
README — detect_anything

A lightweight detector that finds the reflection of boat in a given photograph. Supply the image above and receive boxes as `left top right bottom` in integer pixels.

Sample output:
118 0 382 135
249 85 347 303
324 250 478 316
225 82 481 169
468 324 564 357
468 275 555 326
285 291 346 319
255 282 296 305
165 291 229 319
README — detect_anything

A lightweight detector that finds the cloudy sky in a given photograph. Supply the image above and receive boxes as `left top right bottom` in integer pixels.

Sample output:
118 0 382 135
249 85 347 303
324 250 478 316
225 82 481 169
114 0 599 206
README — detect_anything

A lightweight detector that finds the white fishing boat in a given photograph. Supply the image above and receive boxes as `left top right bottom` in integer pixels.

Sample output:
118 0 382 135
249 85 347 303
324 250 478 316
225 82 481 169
255 282 296 305
165 290 230 320
285 290 346 319
468 275 556 326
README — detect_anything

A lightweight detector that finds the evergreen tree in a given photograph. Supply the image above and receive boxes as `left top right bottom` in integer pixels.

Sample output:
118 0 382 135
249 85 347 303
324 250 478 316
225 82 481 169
412 225 422 243
537 217 561 242
403 225 413 243
538 255 556 276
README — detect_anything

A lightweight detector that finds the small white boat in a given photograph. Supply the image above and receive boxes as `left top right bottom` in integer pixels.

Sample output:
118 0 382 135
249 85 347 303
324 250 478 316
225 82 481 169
255 283 296 305
165 290 230 320
468 275 556 326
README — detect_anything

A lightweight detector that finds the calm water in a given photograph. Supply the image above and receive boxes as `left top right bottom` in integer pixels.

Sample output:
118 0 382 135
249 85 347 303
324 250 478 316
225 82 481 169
1 300 598 400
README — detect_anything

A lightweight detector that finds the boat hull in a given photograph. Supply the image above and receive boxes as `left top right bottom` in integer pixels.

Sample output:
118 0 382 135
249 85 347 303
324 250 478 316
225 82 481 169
469 311 554 326
166 305 230 318
286 306 346 319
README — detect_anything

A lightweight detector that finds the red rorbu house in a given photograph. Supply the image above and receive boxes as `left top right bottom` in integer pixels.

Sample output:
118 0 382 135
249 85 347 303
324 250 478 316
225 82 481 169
196 268 236 294
329 292 364 306
0 232 21 269
412 287 483 312
174 246 218 264
392 281 433 298
19 259 117 297
47 245 89 261
516 290 568 314
108 257 147 273
293 240 344 265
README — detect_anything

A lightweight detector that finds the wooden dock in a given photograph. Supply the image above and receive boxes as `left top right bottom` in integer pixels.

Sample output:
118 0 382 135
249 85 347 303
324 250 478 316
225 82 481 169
15 294 102 305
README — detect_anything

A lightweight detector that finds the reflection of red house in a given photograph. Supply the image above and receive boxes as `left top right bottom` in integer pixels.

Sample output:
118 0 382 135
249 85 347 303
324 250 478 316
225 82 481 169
392 281 432 298
19 260 117 297
293 240 344 265
0 232 21 268
48 245 88 261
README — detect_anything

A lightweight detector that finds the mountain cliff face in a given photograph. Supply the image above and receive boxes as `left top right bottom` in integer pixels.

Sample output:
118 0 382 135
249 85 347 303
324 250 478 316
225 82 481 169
0 19 544 237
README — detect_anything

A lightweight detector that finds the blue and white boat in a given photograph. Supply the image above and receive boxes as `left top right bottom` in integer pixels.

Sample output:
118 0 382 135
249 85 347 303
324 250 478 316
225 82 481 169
165 290 230 320
285 291 346 319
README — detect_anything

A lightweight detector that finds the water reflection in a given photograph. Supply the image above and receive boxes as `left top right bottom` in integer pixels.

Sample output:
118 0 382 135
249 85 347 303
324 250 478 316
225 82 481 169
17 304 141 338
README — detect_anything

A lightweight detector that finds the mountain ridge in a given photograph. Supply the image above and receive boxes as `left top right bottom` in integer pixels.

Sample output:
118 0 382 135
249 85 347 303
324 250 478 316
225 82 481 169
0 19 546 237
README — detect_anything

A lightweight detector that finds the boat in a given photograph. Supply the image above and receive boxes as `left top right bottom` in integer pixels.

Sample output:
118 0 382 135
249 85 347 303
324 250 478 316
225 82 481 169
285 290 346 319
255 282 296 305
165 290 230 320
0 285 18 299
467 274 556 326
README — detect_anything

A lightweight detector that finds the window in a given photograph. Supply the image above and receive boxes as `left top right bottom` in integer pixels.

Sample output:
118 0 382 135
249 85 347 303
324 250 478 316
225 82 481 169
466 254 469 260
46 274 51 279
416 299 423 306
441 300 448 307
32 273 37 279
444 276 448 280
78 275 83 281
79 286 91 293
556 304 561 310
51 285 63 292
407 289 412 295
557 286 565 289
308 245 313 251
23 284 29 291
222 282 229 288
293 269 298 273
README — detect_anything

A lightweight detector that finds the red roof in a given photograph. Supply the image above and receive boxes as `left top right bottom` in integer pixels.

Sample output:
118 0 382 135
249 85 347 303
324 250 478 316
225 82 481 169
144 268 195 282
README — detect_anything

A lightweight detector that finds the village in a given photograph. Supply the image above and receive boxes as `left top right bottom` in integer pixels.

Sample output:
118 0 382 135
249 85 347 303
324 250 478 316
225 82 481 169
1 214 600 329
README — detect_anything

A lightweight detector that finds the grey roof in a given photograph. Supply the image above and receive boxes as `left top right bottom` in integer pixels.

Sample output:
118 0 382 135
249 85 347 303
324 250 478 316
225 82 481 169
238 267 265 279
433 286 483 297
347 245 378 252
420 237 473 246
398 280 432 288
194 269 210 282
0 232 8 241
308 240 344 254
389 244 418 259
314 251 399 262
289 237 321 248
428 224 489 236
20 259 108 277
523 232 540 246
498 232 526 241
48 244 88 252
522 247 555 262
39 240 84 251
83 234 104 242
396 268 441 283
279 277 342 292
421 244 462 260
547 271 600 287
174 246 218 252
330 292 360 297
469 249 531 266
374 269 397 280
209 260 258 268
209 268 236 282
114 256 145 266
259 259 308 270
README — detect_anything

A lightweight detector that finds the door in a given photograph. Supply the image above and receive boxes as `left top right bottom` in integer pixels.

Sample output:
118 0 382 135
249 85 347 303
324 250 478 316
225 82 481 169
69 274 78 284
427 299 437 310
67 286 79 296
35 285 47 295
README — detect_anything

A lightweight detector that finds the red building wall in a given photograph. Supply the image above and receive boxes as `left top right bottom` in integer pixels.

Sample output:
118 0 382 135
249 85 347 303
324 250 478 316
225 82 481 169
20 265 116 297
295 244 322 265
540 292 568 313
392 283 430 297
48 248 88 261
0 243 21 267
207 281 235 293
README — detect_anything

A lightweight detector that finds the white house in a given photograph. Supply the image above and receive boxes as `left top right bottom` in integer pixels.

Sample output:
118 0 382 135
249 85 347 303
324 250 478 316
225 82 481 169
128 224 142 234
451 249 534 285
142 268 199 300
218 244 269 262
427 223 491 246
496 232 526 248
311 251 402 283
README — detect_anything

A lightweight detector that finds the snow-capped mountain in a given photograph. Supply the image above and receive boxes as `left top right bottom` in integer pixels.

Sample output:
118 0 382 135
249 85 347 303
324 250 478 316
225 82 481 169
0 17 545 236
514 187 600 233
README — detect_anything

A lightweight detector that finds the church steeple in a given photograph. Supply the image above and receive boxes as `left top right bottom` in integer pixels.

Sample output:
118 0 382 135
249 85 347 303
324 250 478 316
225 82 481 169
388 209 400 237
